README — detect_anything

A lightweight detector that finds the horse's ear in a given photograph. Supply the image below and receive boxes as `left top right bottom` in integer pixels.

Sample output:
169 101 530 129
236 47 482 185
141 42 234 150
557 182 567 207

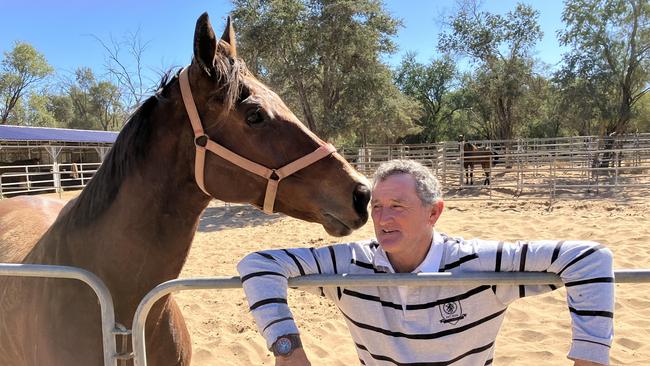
220 16 237 58
193 12 218 76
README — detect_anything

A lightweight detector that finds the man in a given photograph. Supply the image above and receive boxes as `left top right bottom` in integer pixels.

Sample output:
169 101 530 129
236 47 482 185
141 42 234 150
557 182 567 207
238 160 613 366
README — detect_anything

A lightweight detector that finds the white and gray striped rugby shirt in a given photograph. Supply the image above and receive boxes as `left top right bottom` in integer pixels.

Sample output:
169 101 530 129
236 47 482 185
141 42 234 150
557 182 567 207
237 232 614 365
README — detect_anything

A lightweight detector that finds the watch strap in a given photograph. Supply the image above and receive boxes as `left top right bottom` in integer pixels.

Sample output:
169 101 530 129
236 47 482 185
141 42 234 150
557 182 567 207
271 333 302 357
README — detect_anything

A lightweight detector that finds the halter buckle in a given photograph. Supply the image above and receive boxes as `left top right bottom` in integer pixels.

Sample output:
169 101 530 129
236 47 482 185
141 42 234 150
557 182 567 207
194 135 209 147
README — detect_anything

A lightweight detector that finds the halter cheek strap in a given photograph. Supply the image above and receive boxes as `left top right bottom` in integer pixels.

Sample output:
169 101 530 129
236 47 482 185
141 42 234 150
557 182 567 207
179 67 336 214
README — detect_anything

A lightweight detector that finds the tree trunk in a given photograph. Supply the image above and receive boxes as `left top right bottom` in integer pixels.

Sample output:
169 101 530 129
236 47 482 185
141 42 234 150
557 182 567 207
295 79 317 132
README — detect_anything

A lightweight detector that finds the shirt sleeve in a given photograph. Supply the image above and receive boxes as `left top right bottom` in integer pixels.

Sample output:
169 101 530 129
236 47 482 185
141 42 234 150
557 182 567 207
236 244 352 348
472 239 614 365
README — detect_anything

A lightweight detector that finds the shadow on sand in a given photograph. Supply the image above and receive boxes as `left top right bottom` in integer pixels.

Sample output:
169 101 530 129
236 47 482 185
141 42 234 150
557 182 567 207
198 204 284 232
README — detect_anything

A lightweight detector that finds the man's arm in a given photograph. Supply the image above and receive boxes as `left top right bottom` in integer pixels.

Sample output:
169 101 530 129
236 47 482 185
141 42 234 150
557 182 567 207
237 244 352 364
472 239 614 366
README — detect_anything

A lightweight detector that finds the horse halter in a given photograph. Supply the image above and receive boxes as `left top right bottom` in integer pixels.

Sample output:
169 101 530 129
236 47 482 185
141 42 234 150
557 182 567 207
179 67 336 214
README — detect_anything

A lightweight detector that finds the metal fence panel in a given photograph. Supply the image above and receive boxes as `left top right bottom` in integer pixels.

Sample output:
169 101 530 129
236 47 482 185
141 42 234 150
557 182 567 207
131 270 650 366
0 263 118 366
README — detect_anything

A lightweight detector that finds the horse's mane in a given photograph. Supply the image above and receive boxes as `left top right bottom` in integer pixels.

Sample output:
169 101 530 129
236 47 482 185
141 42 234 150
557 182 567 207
61 71 177 226
62 59 248 227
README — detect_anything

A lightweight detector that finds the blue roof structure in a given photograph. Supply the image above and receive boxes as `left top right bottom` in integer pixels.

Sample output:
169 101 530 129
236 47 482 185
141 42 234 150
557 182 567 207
0 125 118 144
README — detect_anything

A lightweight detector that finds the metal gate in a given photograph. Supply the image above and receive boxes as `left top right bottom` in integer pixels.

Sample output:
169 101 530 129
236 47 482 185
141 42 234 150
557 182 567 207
131 269 650 366
0 263 119 366
2 265 649 366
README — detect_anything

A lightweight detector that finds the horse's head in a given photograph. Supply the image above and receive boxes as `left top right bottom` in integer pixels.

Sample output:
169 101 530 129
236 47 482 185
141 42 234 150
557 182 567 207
175 13 369 236
491 150 501 164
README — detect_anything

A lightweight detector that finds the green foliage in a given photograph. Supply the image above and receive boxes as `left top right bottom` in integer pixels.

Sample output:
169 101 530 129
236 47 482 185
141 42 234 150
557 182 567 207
232 0 418 144
634 92 650 132
25 93 58 127
394 53 461 143
0 42 53 124
557 0 650 135
66 67 124 131
439 2 543 141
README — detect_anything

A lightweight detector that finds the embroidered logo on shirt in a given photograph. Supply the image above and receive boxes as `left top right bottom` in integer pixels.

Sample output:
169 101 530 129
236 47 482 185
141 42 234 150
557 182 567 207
439 300 466 325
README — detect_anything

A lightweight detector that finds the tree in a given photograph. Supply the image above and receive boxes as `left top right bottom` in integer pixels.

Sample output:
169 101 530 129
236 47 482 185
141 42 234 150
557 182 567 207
557 0 650 135
93 28 155 112
438 2 543 141
67 67 98 129
91 81 123 130
394 53 462 142
24 93 58 127
0 42 53 124
232 0 417 143
64 67 124 130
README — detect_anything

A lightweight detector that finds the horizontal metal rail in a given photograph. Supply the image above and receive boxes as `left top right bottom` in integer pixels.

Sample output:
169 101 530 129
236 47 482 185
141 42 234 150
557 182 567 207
131 269 650 366
0 263 118 366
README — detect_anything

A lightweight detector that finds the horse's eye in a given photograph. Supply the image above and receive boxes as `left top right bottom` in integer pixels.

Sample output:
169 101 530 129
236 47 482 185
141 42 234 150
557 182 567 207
246 110 265 125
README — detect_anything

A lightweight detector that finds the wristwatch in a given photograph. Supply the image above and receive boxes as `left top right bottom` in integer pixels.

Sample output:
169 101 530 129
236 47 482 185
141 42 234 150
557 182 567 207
271 334 302 357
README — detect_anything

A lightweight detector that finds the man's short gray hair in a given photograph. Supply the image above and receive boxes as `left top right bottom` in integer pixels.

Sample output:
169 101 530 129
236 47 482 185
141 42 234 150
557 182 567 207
372 160 442 206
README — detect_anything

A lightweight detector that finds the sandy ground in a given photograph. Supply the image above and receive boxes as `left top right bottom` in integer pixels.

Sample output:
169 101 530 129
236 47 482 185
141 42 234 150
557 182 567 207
40 191 650 365
168 197 648 366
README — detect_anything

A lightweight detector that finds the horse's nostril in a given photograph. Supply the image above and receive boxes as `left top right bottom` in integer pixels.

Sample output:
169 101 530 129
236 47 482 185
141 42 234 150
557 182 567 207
353 183 371 217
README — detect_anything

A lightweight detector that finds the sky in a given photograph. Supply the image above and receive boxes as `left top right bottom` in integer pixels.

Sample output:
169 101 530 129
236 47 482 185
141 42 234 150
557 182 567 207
0 0 568 87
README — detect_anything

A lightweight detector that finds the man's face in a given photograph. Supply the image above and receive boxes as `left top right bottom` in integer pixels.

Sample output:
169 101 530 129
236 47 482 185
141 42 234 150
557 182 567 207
370 173 442 259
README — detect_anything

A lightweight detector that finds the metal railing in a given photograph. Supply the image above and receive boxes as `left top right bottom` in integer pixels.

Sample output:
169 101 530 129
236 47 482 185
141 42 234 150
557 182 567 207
0 263 119 366
131 269 650 366
2 264 649 365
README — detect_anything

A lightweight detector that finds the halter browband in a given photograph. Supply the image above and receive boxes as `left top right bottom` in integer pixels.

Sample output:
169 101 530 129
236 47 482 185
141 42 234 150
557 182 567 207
179 67 336 214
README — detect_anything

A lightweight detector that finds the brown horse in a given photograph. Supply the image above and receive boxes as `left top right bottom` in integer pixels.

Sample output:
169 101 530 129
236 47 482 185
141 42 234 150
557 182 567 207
462 142 500 185
0 13 369 366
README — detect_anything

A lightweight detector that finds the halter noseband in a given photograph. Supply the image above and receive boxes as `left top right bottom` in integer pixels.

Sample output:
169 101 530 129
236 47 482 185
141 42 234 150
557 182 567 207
179 67 336 214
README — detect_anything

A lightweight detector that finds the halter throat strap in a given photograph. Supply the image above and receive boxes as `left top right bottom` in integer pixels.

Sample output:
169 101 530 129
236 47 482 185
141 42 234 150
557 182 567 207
179 67 336 214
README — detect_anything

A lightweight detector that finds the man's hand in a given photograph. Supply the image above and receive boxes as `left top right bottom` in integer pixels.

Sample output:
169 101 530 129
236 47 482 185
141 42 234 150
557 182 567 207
275 347 311 366
573 360 606 366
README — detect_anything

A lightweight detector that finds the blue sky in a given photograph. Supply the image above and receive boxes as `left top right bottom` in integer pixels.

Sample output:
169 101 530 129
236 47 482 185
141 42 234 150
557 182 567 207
1 0 567 87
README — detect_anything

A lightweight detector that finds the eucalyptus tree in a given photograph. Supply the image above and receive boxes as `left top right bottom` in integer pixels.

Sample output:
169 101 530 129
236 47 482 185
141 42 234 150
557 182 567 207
394 52 463 143
65 67 124 131
439 2 543 141
557 0 649 135
231 0 418 143
0 42 53 124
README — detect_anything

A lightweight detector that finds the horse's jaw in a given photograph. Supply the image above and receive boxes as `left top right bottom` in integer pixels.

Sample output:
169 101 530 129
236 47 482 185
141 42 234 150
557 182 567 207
321 212 356 237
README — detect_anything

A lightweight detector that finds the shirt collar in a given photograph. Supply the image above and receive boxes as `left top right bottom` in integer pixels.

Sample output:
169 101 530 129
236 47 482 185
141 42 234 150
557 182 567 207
372 231 445 273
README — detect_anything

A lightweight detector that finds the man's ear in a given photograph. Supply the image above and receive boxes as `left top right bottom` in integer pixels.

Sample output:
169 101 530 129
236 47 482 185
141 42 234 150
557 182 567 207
429 200 444 226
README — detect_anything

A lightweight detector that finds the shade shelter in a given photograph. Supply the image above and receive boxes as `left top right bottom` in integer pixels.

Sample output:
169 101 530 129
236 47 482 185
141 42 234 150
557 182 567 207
0 125 117 197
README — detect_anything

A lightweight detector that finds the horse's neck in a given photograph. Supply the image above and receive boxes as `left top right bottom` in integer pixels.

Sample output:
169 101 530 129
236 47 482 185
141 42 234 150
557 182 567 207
39 148 209 317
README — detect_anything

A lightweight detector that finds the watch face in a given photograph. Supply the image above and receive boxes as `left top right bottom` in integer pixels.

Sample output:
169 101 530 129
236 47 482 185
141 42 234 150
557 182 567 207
275 337 293 355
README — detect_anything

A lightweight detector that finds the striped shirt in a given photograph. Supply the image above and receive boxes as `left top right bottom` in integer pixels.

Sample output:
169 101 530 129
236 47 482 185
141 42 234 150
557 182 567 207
237 232 614 365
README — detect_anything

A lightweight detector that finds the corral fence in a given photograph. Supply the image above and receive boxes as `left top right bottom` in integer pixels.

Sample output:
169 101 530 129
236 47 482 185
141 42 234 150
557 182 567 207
4 133 650 202
1 263 649 366
0 137 110 198
0 161 100 197
341 133 650 202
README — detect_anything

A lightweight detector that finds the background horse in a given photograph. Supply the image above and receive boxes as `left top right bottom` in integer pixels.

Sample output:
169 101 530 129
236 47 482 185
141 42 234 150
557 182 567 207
462 142 501 185
0 13 369 366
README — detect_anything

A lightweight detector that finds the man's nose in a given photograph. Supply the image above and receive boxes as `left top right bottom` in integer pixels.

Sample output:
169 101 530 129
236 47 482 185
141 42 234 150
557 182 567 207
375 208 392 225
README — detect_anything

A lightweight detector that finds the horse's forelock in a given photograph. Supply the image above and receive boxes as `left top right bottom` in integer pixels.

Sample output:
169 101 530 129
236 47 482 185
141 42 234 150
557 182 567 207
211 53 248 111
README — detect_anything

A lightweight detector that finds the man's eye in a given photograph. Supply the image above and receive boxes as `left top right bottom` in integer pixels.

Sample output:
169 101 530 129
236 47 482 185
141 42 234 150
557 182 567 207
246 110 265 125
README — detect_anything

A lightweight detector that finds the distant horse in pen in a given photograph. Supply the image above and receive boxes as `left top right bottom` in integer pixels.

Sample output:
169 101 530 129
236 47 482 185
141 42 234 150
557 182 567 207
462 142 501 185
